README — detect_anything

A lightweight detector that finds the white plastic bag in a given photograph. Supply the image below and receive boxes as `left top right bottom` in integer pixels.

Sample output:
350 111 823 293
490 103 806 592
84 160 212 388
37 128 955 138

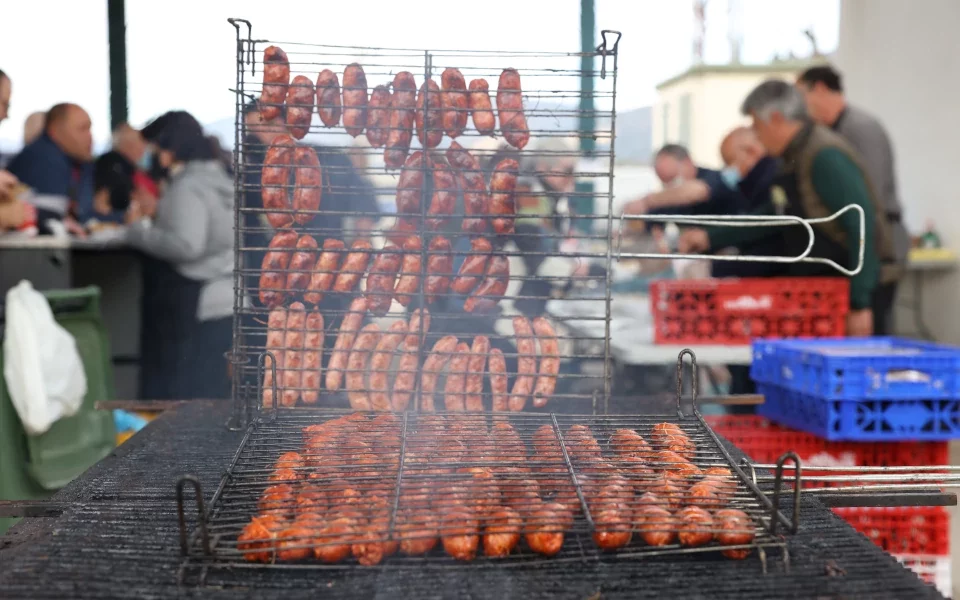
3 280 87 435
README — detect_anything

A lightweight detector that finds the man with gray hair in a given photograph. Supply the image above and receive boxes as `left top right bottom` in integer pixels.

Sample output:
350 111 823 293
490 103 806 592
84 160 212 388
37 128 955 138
679 79 901 336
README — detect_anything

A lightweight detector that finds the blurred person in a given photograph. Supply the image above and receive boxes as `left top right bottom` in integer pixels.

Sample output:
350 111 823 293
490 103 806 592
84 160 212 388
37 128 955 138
343 136 378 242
679 79 900 336
91 150 147 226
207 134 235 177
0 68 31 230
23 111 45 145
126 110 234 400
113 123 159 200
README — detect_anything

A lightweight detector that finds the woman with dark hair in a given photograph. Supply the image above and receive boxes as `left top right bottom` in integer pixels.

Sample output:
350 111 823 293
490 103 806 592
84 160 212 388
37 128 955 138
126 110 235 400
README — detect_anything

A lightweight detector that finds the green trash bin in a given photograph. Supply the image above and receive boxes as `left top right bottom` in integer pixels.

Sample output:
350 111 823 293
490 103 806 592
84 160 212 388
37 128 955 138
0 286 117 534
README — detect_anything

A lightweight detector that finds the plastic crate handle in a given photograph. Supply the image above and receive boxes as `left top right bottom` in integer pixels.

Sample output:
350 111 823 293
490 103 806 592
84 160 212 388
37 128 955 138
881 369 931 384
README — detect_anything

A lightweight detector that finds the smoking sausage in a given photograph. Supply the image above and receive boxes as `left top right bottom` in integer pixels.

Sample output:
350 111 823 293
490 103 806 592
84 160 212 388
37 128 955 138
365 84 391 147
304 238 344 305
284 234 318 293
426 157 456 231
369 321 407 411
391 235 423 307
468 78 496 135
451 237 492 295
677 506 714 548
465 336 489 412
342 63 368 137
424 236 453 303
446 141 488 234
259 230 298 307
261 135 296 229
346 323 380 410
443 342 471 411
487 348 508 412
525 506 565 557
260 46 289 121
325 297 369 391
315 69 342 128
440 67 468 139
384 71 417 169
364 243 403 316
489 158 519 235
440 508 479 561
483 506 521 557
509 316 536 411
332 240 373 293
464 254 509 313
386 218 419 246
285 75 315 139
392 311 427 412
281 302 307 407
292 145 322 225
715 509 754 560
593 509 632 550
405 307 431 350
532 317 559 407
262 307 288 408
420 335 458 412
496 68 529 149
395 151 425 217
301 311 324 405
415 79 443 149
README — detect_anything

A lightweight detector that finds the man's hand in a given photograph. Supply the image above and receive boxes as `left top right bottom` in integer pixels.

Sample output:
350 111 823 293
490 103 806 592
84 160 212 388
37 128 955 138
0 170 18 201
678 228 710 254
846 308 874 337
622 195 650 216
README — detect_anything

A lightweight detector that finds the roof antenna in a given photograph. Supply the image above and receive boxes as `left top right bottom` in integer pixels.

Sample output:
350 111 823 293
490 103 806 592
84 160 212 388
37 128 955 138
803 28 820 57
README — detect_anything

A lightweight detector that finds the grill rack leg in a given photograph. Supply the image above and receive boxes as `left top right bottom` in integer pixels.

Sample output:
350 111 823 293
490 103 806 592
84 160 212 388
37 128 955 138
176 475 211 557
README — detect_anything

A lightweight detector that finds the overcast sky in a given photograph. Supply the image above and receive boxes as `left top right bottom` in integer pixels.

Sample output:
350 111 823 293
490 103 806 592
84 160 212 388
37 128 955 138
0 0 838 151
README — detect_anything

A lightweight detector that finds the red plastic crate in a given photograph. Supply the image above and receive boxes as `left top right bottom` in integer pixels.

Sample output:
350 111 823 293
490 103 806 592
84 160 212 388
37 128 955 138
650 277 849 344
834 507 950 555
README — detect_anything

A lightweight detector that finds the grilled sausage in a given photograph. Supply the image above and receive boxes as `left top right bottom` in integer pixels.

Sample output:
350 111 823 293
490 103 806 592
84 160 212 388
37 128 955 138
446 141 488 234
281 302 307 407
314 517 358 563
487 348 508 412
440 67 468 138
304 238 345 305
342 63 368 137
365 84 391 147
451 237 493 295
332 240 373 293
369 320 407 411
496 68 529 149
415 79 443 149
395 151 425 217
464 254 509 313
259 230 298 307
325 297 369 391
262 307 288 408
468 78 496 135
239 515 284 562
405 307 431 350
489 158 519 235
715 509 754 560
261 135 296 229
465 336 489 411
259 46 289 121
393 235 422 307
635 506 677 547
315 69 342 127
443 342 471 411
677 506 714 548
609 428 653 460
593 509 632 551
285 75 315 139
424 235 453 303
532 316 559 407
397 511 439 556
285 234 318 293
346 323 381 410
420 335 458 412
440 508 479 561
301 311 324 405
364 244 403 316
651 422 685 445
525 507 565 557
386 218 419 246
509 316 536 411
292 146 322 225
426 157 456 231
384 71 417 169
277 515 320 562
684 481 722 509
483 506 521 558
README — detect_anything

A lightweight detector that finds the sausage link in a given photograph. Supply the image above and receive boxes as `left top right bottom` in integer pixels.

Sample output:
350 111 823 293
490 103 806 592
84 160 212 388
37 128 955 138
259 230 298 307
420 336 458 412
509 316 536 411
532 317 560 408
444 342 471 411
364 84 391 147
325 297 369 391
281 302 307 407
468 78 496 135
386 217 419 246
346 323 381 410
464 255 509 313
489 158 519 236
342 63 368 137
440 68 468 139
315 69 342 128
292 146 322 225
332 240 373 293
465 336 489 411
384 71 417 169
496 68 529 150
446 141 488 234
405 308 431 350
424 236 453 304
263 307 288 408
451 237 493 295
395 151 425 218
304 238 344 305
393 235 422 307
261 135 296 229
369 321 407 411
426 157 456 231
487 348 508 412
416 80 443 149
301 311 325 405
260 46 289 121
364 244 403 316
285 75 315 139
285 234 318 293
392 312 426 412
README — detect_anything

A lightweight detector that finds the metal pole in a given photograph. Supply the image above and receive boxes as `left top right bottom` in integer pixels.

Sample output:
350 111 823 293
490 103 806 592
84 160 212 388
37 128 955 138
574 0 595 234
107 0 128 128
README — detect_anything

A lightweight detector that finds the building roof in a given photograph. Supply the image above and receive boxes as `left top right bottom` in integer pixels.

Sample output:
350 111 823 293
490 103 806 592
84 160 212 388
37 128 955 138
656 58 828 91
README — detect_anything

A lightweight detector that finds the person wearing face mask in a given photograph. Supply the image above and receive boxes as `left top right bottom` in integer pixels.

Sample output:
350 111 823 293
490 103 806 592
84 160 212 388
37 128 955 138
112 123 159 201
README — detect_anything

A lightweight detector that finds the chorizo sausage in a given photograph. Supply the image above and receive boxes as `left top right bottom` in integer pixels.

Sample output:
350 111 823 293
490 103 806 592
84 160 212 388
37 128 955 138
262 307 288 408
259 46 289 121
301 311 324 405
532 316 559 407
443 342 471 412
496 68 529 149
424 236 453 304
468 78 496 135
281 302 307 407
259 230 298 307
364 243 403 316
440 508 479 561
440 67 468 139
420 335 458 412
292 145 322 225
487 348 508 413
369 321 407 411
386 217 419 246
341 63 368 137
509 316 536 411
446 141 489 234
451 237 492 295
332 239 373 293
261 135 296 229
395 151 425 217
525 507 564 557
384 71 417 169
315 69 342 128
465 336 489 411
593 509 632 551
464 254 509 313
392 340 421 412
426 157 456 231
304 238 344 305
346 323 381 410
482 506 521 558
325 297 369 391
415 79 443 149
489 158 519 235
677 506 714 548
635 506 677 546
405 307 431 351
285 234 318 293
393 235 422 307
365 84 391 147
715 509 754 560
285 75 315 139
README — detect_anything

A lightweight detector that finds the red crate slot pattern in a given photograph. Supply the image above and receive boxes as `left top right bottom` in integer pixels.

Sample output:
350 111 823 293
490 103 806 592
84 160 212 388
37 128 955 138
895 554 952 599
835 507 950 556
650 278 849 344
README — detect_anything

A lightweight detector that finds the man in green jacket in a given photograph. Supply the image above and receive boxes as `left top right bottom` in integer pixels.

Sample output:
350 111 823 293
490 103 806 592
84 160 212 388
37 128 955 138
679 79 900 336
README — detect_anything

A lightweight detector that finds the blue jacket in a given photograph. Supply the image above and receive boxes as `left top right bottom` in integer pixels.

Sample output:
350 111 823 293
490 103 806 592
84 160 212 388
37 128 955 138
7 134 98 226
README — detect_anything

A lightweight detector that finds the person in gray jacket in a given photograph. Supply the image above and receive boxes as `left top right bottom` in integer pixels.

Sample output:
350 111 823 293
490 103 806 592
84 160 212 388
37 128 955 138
126 111 234 400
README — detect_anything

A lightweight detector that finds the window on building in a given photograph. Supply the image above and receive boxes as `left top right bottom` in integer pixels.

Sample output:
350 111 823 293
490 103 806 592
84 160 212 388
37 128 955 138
678 93 692 148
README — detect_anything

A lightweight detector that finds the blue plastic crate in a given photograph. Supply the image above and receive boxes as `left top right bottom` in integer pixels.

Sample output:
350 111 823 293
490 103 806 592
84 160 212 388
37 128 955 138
750 337 960 401
757 383 960 441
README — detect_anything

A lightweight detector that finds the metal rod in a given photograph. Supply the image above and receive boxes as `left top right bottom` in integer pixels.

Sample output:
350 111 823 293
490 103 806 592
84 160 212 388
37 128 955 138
815 492 957 508
754 464 960 473
755 473 960 483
